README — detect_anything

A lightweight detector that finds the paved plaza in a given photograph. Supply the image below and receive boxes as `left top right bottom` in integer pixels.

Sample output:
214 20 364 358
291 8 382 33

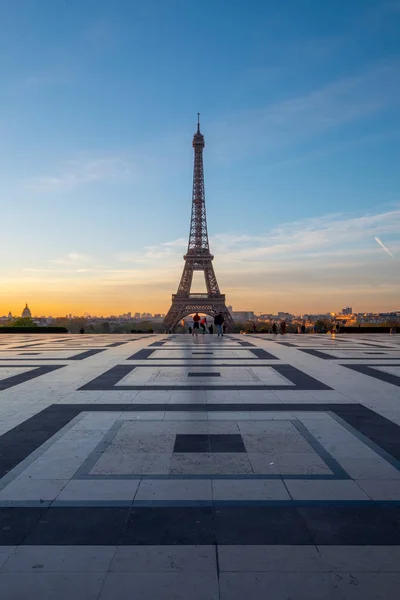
0 332 400 598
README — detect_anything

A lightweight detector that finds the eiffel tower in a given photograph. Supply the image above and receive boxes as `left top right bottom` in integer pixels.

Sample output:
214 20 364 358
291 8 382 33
163 115 234 332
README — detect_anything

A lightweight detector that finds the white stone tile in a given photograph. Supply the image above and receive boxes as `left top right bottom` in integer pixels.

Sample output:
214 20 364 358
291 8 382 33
0 367 36 381
356 479 400 500
110 545 216 572
170 453 253 475
176 421 239 434
212 479 290 501
1 545 116 573
333 572 400 600
0 547 16 569
163 411 208 420
135 479 212 501
99 572 219 600
248 452 332 475
339 457 400 480
0 573 106 599
0 478 68 501
317 546 400 573
90 452 171 475
56 479 140 501
284 479 370 500
218 545 327 572
219 572 345 600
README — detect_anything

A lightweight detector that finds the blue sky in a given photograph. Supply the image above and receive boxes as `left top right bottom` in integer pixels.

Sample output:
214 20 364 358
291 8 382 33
1 0 399 315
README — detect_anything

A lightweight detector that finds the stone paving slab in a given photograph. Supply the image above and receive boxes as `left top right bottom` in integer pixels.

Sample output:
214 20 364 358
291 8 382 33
0 333 400 597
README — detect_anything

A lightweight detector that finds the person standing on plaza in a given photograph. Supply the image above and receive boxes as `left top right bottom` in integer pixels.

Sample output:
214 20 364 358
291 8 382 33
272 322 277 335
280 320 286 335
214 312 224 337
192 312 200 336
200 316 208 334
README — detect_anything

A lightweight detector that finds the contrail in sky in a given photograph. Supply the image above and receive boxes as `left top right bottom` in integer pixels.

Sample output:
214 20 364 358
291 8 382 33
374 236 394 258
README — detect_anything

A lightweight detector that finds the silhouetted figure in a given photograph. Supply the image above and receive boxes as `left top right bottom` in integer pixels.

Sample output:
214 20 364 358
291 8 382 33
200 316 207 334
193 312 200 336
280 321 286 335
252 323 257 333
209 324 214 334
79 328 85 334
301 322 306 334
214 312 224 336
188 326 192 334
272 323 277 335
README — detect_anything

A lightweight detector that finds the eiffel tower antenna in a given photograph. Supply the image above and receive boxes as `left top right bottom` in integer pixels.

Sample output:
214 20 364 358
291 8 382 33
163 117 234 332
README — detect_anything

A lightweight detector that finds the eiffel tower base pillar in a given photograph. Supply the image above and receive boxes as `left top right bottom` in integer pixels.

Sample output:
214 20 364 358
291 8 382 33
163 294 234 333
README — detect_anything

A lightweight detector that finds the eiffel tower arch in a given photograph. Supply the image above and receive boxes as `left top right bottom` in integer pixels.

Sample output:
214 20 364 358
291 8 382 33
163 116 234 333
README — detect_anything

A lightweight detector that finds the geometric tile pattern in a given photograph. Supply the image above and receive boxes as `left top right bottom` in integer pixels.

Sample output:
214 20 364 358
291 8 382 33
1 333 400 598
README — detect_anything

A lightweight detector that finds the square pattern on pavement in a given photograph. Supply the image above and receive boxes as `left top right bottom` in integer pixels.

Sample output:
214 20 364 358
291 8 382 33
1 332 400 598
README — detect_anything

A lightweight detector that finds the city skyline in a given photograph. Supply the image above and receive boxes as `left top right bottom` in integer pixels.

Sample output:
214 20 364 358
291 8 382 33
1 1 399 315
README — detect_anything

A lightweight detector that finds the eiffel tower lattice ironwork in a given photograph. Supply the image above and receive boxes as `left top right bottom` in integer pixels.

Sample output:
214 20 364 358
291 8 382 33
163 116 234 332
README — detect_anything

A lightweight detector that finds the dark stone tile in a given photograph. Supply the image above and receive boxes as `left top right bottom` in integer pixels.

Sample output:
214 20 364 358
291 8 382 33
188 372 221 377
342 364 400 387
250 349 278 359
209 434 246 453
122 507 215 545
24 507 130 545
215 507 313 544
79 365 136 390
0 365 65 390
0 407 79 477
0 508 45 545
72 349 105 359
127 349 155 360
298 506 400 545
173 434 246 453
299 349 332 360
273 364 332 390
335 406 400 460
174 434 210 452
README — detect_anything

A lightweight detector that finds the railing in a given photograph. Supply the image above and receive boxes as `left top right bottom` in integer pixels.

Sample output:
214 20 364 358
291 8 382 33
172 293 225 300
188 294 209 298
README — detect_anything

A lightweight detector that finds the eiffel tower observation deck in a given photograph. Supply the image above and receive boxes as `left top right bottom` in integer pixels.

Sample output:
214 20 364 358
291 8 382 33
163 116 234 332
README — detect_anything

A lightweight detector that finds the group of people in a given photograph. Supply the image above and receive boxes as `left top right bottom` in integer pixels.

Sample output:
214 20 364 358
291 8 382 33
189 312 226 337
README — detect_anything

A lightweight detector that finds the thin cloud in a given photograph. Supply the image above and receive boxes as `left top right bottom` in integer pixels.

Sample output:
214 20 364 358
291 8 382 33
374 236 394 258
50 252 92 266
15 205 400 313
28 155 135 193
211 59 400 162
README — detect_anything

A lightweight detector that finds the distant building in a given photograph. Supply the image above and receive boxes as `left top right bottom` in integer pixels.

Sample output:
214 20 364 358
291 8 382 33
342 307 352 315
21 303 32 318
7 311 12 319
232 311 255 321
